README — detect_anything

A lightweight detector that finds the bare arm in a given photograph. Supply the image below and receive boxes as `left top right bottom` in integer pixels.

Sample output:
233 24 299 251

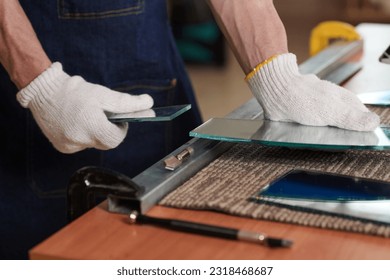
0 0 51 89
206 0 288 74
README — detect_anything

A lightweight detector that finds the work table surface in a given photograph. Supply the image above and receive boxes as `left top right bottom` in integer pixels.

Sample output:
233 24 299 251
30 204 390 260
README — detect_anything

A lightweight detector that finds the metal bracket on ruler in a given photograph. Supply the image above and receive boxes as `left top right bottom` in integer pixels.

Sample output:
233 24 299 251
164 147 194 171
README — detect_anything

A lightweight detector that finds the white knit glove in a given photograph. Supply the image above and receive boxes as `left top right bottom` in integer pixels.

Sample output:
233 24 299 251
16 62 153 154
247 53 380 131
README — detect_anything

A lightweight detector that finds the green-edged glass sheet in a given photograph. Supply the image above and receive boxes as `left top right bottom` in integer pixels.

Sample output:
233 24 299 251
108 104 191 122
190 118 390 151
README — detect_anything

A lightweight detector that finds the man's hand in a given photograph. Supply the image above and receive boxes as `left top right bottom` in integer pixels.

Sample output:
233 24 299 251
17 63 154 153
247 54 380 131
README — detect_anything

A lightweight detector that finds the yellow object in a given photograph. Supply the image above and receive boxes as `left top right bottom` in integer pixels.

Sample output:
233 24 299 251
245 54 279 81
309 21 361 56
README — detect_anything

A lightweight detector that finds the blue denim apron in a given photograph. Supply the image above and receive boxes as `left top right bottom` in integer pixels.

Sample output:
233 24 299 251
0 0 202 259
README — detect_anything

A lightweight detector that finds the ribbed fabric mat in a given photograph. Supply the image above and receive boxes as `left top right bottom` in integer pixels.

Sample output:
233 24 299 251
160 106 390 237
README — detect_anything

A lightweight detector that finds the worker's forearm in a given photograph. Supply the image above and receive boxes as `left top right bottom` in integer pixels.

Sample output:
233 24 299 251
0 0 51 89
207 0 288 74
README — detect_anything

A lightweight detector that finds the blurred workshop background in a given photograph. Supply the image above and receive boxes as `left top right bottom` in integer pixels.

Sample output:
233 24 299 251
168 0 390 121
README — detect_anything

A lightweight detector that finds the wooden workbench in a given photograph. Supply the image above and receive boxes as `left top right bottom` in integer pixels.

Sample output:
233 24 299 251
29 23 390 260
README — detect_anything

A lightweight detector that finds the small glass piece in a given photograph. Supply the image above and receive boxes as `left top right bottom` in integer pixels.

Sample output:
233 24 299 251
250 170 390 224
108 104 191 122
190 118 390 151
357 90 390 106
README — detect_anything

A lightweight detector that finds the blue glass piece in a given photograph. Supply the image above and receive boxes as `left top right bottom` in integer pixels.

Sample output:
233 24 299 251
258 170 390 201
250 170 390 225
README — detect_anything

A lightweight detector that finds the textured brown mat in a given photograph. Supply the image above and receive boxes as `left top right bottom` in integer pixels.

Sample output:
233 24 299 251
160 106 390 237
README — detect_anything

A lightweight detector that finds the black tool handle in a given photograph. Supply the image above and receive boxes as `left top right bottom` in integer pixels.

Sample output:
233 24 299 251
137 214 238 240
